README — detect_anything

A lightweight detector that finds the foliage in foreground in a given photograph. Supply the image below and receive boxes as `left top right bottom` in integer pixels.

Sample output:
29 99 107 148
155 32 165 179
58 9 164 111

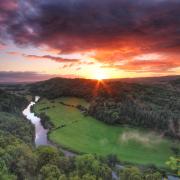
0 130 167 180
166 156 180 176
118 167 162 180
0 131 112 180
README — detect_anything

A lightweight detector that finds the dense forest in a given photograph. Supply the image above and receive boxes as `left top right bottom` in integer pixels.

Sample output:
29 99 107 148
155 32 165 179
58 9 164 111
30 78 180 139
0 90 34 145
0 89 165 179
0 131 164 180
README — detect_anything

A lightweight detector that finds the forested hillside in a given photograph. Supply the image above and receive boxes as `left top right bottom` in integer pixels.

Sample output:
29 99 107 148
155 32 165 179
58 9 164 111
0 89 27 114
89 84 180 139
0 132 164 180
30 78 180 139
0 90 35 179
30 78 95 99
0 90 34 144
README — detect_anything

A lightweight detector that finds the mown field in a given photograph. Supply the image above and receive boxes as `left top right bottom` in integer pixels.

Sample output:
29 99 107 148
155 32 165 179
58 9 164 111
34 97 178 167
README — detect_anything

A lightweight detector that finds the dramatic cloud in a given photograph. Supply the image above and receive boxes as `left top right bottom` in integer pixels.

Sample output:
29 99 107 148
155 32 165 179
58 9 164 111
0 0 180 74
102 59 180 73
0 0 18 38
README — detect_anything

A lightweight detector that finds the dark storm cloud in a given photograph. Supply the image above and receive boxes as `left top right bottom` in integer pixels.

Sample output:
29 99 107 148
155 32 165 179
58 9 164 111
1 0 180 61
0 0 16 39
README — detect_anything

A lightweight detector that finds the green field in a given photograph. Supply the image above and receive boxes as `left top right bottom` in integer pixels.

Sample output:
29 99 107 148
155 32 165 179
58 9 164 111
34 97 178 167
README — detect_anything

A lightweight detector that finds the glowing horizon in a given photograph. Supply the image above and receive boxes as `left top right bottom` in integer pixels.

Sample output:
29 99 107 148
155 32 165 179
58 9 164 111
0 0 180 81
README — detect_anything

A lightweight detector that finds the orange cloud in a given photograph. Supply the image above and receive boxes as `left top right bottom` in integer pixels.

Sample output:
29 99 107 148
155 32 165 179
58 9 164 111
102 58 180 73
0 0 179 77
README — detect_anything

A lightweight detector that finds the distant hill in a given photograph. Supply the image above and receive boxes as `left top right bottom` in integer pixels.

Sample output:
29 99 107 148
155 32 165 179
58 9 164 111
106 75 180 84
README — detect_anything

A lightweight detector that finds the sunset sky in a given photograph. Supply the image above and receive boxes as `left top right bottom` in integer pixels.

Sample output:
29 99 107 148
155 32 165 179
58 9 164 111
0 0 180 82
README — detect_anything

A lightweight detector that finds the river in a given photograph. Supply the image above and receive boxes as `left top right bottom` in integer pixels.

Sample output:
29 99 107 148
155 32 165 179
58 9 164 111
23 96 49 146
22 96 75 156
22 96 179 180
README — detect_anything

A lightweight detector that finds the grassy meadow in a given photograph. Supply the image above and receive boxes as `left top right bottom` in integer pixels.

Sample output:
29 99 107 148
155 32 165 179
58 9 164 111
34 97 178 167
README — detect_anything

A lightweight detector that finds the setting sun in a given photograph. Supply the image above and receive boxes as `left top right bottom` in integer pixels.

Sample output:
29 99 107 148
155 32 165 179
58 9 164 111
96 74 104 80
92 68 108 80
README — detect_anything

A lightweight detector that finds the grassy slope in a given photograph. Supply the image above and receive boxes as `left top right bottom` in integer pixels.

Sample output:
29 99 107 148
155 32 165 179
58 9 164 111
34 97 177 167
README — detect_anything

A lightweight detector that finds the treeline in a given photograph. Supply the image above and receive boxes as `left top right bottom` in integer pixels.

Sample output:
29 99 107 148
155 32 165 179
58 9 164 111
39 112 54 129
30 78 180 139
88 83 180 139
29 78 96 100
88 96 179 139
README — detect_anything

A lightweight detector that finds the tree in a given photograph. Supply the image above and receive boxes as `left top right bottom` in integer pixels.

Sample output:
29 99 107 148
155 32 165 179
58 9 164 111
69 174 81 180
36 146 60 169
111 112 119 122
75 154 111 179
0 160 16 180
59 174 68 180
166 156 180 176
75 154 99 177
145 172 162 180
39 164 61 180
119 167 142 180
59 156 75 174
39 112 54 129
9 144 37 179
82 174 96 180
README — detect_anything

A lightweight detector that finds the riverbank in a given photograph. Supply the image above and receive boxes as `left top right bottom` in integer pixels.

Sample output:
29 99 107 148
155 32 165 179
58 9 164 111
23 96 77 156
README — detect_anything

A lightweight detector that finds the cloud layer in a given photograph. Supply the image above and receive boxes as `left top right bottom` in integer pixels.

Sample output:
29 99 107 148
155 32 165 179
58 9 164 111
0 0 180 74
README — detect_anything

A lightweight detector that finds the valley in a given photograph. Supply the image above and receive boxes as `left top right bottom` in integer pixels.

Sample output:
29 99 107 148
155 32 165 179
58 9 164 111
34 97 177 167
0 77 180 179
